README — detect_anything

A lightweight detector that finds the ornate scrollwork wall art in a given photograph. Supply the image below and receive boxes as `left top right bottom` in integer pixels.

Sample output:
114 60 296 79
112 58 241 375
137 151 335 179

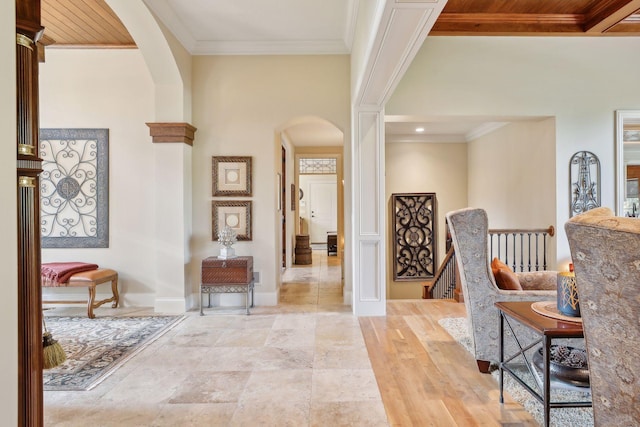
569 151 600 217
391 193 437 281
40 129 109 248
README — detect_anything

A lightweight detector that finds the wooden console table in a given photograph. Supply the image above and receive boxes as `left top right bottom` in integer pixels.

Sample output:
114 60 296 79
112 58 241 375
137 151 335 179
496 301 591 427
200 256 254 315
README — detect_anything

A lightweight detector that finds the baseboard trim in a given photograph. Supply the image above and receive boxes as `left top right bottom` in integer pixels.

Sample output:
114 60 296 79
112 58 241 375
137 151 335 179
254 290 278 306
343 290 352 307
154 297 187 313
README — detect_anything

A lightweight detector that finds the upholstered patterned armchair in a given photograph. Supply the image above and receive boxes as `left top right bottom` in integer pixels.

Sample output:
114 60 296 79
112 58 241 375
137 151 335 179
565 207 640 426
446 207 558 372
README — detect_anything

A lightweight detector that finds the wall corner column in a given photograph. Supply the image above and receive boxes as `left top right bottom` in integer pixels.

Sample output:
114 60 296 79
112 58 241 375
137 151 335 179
146 122 196 313
351 107 386 316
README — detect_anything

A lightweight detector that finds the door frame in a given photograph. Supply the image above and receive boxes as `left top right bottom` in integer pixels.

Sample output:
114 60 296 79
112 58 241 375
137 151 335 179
294 151 344 275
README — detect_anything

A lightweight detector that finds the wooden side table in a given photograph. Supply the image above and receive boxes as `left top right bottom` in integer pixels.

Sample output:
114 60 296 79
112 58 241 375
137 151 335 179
200 256 254 315
495 301 591 427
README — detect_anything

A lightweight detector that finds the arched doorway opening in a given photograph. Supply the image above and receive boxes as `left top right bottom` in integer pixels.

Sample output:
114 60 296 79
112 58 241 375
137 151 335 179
276 116 346 306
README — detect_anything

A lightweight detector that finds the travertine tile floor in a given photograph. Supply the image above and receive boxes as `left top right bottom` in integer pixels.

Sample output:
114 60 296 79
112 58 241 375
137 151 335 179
44 250 389 426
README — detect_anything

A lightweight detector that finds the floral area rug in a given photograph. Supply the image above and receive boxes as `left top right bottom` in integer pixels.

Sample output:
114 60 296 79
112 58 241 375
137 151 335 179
43 315 184 391
438 317 594 427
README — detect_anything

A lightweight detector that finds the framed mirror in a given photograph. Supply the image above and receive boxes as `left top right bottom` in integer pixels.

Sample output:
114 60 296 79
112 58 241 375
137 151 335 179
615 110 640 217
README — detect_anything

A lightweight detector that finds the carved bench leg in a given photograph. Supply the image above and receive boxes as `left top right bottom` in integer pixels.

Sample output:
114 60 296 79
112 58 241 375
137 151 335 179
87 285 97 319
111 276 119 308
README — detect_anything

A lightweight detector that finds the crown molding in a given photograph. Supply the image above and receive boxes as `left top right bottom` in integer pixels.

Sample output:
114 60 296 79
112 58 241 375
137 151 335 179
386 134 467 144
191 40 349 55
464 122 508 141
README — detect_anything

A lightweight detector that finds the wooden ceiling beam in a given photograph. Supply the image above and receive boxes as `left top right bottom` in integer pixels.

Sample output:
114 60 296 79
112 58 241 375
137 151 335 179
435 13 584 25
431 13 585 34
584 0 640 32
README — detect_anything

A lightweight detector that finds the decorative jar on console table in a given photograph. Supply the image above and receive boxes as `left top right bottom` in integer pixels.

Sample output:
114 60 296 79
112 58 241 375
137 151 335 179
200 256 254 315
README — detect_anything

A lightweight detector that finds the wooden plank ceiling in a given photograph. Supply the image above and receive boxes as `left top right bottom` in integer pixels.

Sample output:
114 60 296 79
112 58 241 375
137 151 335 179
39 0 640 49
41 0 135 48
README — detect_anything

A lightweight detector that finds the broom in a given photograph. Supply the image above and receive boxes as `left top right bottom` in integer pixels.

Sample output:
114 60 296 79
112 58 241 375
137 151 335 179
42 317 66 369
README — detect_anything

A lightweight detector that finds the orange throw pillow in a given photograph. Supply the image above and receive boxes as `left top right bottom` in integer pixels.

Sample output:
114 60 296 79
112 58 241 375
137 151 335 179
491 257 509 276
494 268 523 290
491 258 522 290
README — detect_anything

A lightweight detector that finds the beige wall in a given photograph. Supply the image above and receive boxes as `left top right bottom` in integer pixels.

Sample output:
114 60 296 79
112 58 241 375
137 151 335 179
38 51 351 309
468 120 557 269
39 49 158 306
191 55 350 304
468 120 557 225
388 36 640 265
385 142 468 299
1 1 18 423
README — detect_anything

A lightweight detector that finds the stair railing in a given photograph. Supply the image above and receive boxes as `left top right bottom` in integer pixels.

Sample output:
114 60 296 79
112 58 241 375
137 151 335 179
488 226 555 272
423 246 456 299
425 225 554 300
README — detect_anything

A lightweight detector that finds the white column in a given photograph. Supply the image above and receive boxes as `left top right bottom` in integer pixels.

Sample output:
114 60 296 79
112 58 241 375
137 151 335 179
147 123 195 313
351 107 386 316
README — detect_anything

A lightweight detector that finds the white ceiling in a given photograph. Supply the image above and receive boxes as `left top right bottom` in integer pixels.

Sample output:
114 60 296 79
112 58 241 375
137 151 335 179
385 118 508 143
144 0 358 55
384 116 553 144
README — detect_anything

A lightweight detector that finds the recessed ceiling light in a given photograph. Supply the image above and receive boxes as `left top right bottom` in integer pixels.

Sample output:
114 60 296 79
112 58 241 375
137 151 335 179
415 127 425 133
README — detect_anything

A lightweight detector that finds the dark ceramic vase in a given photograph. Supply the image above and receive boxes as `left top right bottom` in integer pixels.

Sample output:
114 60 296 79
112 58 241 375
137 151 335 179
557 272 580 317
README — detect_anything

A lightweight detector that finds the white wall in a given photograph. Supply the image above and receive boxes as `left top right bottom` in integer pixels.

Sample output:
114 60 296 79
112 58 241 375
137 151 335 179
388 36 640 264
385 141 468 298
191 55 350 305
1 2 18 423
39 49 157 306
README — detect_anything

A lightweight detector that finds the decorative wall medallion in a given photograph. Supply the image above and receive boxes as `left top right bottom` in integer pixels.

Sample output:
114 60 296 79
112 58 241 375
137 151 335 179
40 129 109 248
391 193 437 281
569 151 600 217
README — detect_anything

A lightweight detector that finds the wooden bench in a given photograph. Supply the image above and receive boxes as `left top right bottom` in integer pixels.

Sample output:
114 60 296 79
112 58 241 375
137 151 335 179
42 269 119 319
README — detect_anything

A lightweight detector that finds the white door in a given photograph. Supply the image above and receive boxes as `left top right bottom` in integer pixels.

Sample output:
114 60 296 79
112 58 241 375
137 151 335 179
308 181 337 243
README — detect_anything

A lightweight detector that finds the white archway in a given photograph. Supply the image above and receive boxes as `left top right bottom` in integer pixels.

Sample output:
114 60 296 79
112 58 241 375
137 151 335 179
106 1 195 313
106 0 190 121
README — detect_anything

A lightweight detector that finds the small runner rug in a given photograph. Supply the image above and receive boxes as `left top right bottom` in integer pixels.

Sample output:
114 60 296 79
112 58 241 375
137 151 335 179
438 317 593 427
43 315 184 391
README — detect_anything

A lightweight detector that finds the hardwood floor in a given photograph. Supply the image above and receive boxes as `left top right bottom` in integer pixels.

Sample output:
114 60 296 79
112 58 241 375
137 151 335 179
361 300 537 426
282 251 538 426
